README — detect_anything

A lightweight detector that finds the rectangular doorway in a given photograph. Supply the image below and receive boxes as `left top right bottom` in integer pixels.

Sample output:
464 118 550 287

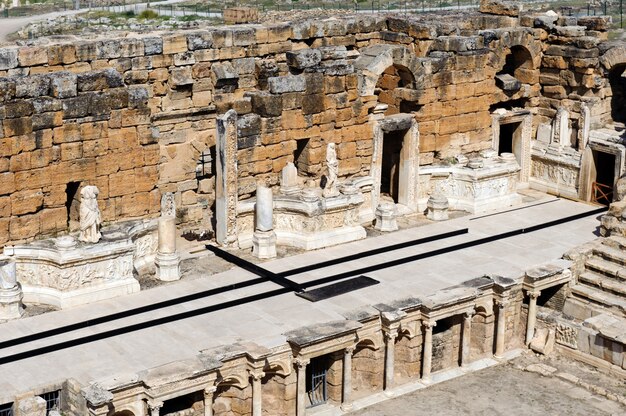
591 150 616 205
381 130 405 203
498 121 523 167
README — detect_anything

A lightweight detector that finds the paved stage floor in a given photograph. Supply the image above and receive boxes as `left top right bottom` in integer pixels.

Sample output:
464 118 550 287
0 194 604 398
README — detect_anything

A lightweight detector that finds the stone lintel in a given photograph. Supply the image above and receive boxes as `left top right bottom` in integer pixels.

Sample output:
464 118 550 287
342 306 380 322
524 260 573 287
81 383 114 407
285 320 362 348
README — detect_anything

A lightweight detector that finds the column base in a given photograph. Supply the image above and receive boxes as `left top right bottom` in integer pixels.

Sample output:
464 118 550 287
155 251 181 282
420 376 431 385
252 230 277 259
383 390 395 398
340 403 354 412
0 284 25 321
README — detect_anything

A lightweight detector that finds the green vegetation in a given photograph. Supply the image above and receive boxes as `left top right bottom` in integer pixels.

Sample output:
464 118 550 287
138 9 159 19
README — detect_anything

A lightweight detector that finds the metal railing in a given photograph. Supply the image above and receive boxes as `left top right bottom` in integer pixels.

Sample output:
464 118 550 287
40 391 61 413
307 358 328 407
0 403 13 416
591 181 613 205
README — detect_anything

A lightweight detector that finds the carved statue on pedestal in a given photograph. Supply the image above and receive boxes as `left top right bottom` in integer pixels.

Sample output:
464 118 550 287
323 143 339 198
79 186 102 244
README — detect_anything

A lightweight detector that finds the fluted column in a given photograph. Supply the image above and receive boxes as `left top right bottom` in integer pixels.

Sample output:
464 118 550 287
149 402 163 416
341 346 355 411
494 301 508 358
421 321 436 382
526 290 541 345
294 358 309 416
251 370 265 416
204 387 216 416
383 328 398 392
461 311 473 368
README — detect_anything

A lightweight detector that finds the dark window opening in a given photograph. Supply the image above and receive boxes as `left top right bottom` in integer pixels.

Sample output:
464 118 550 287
40 390 60 414
592 150 616 205
609 64 626 123
65 182 81 232
196 146 216 180
306 355 330 408
161 392 202 415
433 316 455 335
0 403 13 416
381 130 405 203
294 138 310 174
499 123 516 155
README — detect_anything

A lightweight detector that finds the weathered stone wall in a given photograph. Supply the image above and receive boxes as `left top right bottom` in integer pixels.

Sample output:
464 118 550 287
0 9 618 248
395 332 422 383
261 372 296 416
432 316 462 372
351 344 384 399
213 384 251 416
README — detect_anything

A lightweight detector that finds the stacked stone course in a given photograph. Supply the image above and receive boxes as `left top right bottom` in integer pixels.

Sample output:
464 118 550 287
0 4 617 248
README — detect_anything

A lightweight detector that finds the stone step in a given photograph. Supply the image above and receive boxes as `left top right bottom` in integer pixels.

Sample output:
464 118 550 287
579 271 626 298
593 244 626 266
603 235 626 251
584 256 626 280
570 284 626 317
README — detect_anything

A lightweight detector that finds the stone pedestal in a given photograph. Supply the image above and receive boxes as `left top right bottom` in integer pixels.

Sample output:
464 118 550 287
374 203 398 232
426 194 449 221
0 284 24 321
252 230 277 259
0 249 23 320
280 162 300 196
155 216 180 282
155 252 181 282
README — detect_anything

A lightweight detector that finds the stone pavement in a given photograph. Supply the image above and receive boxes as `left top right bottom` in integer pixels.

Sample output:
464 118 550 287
0 195 603 400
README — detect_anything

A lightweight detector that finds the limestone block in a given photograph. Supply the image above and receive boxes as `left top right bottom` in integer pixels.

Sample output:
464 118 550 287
187 32 213 50
233 57 255 75
50 72 77 99
0 48 19 70
268 75 306 94
529 328 555 355
212 62 239 82
18 46 48 66
48 44 77 65
16 396 46 416
143 37 163 55
96 39 122 59
533 13 558 30
237 113 261 138
81 383 113 407
577 16 612 31
77 68 124 92
545 45 599 59
286 49 322 69
555 26 586 37
16 75 50 99
479 0 520 17
495 73 521 92
247 91 282 117
170 67 193 86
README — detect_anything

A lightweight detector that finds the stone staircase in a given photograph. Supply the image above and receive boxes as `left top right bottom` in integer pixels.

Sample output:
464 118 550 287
565 236 626 319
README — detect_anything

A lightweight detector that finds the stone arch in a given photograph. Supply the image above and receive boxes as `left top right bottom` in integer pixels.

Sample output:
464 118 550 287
355 334 382 350
491 31 542 71
355 44 425 97
600 44 626 71
351 339 384 399
265 358 292 377
112 411 135 416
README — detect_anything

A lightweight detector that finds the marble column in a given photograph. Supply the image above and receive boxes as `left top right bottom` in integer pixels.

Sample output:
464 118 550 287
461 311 473 368
383 328 398 392
294 358 309 416
341 347 354 411
526 290 541 345
149 402 163 416
421 321 436 382
252 184 277 259
494 301 508 358
251 371 264 416
0 256 24 320
155 192 180 281
203 387 216 416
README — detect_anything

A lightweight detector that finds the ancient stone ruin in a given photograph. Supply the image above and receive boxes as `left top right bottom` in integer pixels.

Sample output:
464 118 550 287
0 0 625 415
